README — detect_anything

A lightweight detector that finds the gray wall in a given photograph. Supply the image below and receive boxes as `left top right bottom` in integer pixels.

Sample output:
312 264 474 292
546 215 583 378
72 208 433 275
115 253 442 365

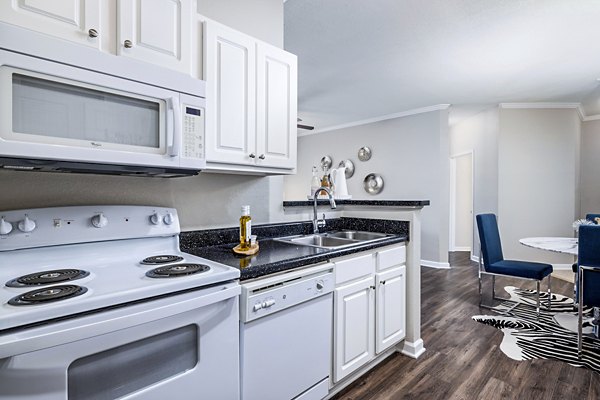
449 107 499 255
498 108 580 265
581 119 600 217
1 0 285 232
284 110 450 264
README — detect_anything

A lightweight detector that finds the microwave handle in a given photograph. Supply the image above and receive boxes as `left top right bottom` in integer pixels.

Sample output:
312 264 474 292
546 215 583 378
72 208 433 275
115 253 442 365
166 97 180 157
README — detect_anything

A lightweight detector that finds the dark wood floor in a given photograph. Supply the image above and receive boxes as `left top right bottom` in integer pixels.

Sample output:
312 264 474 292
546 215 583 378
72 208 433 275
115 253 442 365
333 252 599 400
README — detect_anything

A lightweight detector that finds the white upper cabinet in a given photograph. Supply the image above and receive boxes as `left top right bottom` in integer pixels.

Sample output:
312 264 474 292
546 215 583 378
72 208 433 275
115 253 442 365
0 0 103 49
117 0 192 74
203 19 297 174
203 21 257 166
0 0 195 75
256 42 297 169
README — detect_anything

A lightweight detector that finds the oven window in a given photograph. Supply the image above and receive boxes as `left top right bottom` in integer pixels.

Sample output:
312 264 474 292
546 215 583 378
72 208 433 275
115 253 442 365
12 74 161 148
67 325 198 400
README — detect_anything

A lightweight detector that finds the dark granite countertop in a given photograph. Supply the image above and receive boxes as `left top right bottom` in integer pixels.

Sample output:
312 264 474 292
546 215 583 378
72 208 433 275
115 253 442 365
180 217 409 281
282 200 430 207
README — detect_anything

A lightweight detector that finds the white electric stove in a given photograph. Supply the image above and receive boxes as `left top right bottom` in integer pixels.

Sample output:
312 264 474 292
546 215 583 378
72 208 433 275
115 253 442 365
0 205 241 400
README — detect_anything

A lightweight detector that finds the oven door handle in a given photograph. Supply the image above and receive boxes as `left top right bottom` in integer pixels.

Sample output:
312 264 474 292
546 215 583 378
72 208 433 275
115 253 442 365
166 97 181 157
0 283 240 359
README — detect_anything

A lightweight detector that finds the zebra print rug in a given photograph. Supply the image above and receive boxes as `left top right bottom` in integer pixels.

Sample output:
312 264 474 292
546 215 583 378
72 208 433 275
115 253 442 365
472 286 600 374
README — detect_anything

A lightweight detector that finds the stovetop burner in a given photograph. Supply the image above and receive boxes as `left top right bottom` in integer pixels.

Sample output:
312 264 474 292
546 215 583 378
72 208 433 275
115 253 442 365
140 255 184 265
146 263 210 278
8 285 88 306
6 269 90 288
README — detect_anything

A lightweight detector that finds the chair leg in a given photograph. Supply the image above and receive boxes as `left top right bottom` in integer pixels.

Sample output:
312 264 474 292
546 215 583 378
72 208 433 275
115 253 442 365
478 275 482 307
492 275 496 300
578 271 584 358
536 281 541 319
547 274 552 311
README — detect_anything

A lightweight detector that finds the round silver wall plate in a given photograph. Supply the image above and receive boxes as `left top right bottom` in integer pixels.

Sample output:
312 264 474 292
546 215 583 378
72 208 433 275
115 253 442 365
363 173 384 194
358 147 372 161
320 155 333 171
338 159 355 179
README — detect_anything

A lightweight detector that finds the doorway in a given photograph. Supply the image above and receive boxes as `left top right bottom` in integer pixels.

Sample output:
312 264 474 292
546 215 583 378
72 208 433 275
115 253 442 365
449 151 474 256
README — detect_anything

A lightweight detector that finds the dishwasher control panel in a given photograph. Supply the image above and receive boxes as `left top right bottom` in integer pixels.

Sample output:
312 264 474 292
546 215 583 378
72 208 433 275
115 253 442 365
240 263 335 322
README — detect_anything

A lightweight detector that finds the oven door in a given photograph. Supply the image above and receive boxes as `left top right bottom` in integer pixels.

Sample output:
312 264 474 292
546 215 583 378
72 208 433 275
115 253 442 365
0 49 195 170
0 282 240 400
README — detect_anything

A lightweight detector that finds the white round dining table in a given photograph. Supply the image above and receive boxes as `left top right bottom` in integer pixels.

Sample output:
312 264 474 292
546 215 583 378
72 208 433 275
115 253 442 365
519 237 578 256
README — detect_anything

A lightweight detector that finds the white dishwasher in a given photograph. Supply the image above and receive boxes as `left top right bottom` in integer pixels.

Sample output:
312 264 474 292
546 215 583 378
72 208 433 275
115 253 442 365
240 263 335 400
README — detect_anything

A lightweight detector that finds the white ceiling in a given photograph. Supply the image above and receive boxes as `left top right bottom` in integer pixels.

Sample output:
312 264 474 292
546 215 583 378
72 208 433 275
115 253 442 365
284 0 600 131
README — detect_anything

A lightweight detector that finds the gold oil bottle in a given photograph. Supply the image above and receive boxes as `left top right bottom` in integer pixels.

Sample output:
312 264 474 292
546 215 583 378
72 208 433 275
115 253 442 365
239 205 252 250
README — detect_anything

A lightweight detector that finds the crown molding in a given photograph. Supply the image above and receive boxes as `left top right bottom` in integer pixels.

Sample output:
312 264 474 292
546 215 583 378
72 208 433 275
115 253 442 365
298 104 451 137
499 102 589 121
583 113 600 122
499 102 582 109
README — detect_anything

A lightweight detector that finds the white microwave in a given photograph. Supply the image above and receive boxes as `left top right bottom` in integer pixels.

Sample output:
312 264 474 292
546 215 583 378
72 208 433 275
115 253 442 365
0 35 205 177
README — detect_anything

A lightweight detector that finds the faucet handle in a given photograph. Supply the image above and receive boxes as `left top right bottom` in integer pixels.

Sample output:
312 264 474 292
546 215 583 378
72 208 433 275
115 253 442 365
322 213 326 220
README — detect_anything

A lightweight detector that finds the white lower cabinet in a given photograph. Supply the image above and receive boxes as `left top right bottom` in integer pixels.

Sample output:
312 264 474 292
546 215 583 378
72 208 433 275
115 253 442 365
375 265 406 354
333 275 375 383
332 244 406 384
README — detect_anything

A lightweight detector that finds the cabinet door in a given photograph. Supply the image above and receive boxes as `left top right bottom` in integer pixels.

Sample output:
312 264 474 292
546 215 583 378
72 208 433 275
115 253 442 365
375 266 406 354
0 0 102 49
333 275 375 383
255 42 297 169
118 0 192 73
203 20 257 165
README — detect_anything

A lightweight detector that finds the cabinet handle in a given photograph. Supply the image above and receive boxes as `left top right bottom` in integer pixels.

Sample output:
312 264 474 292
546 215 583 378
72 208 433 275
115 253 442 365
370 285 376 290
380 280 386 285
124 40 133 48
88 28 99 38
249 153 256 159
259 154 266 160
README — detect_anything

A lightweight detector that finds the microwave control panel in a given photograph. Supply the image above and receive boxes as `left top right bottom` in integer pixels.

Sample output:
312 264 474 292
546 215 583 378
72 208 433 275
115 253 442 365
182 106 205 159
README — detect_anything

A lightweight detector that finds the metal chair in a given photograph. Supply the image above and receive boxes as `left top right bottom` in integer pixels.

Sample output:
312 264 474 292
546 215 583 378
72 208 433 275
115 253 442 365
576 224 600 357
476 214 552 318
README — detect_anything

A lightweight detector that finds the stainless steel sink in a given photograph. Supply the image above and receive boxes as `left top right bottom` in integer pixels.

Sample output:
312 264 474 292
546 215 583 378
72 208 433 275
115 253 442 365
274 230 393 249
324 231 390 241
275 234 360 249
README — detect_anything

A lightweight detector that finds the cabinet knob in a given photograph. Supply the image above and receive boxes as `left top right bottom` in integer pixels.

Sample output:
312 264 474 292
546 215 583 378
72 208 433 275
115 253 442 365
249 153 256 159
88 28 99 38
259 154 266 160
124 40 133 48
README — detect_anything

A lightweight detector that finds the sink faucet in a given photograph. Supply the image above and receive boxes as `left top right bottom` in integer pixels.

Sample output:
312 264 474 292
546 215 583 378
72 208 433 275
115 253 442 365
313 187 336 233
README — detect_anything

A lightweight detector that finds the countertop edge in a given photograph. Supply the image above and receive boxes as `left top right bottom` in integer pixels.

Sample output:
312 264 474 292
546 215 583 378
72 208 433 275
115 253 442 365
282 200 430 207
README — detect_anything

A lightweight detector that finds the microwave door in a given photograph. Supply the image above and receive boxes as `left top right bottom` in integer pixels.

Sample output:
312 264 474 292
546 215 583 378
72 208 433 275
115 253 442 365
0 50 187 171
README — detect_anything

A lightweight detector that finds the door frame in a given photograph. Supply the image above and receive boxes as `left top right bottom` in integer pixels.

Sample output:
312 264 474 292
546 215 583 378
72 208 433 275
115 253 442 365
449 150 474 256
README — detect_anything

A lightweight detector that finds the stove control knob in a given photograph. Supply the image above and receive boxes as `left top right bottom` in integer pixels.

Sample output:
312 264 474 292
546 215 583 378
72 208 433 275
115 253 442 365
316 280 325 291
163 212 175 225
18 216 36 233
91 213 108 228
149 212 161 225
0 217 12 235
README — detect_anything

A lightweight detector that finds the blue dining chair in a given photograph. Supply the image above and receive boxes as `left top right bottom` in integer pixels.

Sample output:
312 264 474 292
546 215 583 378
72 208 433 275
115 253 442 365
586 213 600 224
476 214 553 318
576 224 600 357
572 213 600 275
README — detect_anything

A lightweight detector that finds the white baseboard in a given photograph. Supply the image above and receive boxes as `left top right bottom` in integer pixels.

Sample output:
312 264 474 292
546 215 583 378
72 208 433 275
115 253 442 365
401 339 426 359
471 254 480 263
421 260 451 269
552 263 574 270
450 246 471 252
